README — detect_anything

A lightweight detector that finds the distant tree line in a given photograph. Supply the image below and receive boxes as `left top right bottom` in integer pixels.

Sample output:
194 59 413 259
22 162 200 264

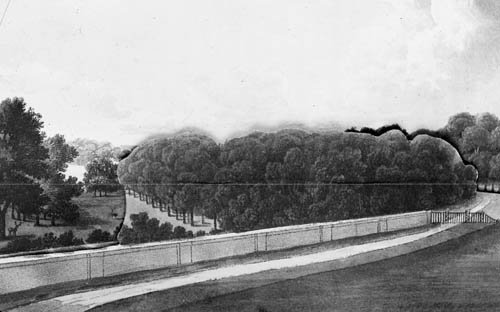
69 138 123 166
118 129 477 233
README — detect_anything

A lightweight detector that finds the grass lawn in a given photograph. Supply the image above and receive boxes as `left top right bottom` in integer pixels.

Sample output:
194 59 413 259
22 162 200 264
0 191 126 250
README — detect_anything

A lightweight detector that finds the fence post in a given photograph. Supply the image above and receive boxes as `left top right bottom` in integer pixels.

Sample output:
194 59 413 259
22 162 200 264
190 241 193 263
102 252 105 277
319 226 323 243
176 243 181 265
86 254 91 280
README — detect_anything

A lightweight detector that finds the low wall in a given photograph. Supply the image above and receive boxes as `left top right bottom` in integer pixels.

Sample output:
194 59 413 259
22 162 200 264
0 210 431 294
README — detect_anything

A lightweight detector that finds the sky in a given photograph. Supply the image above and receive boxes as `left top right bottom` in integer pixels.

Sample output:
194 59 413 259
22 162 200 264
0 0 499 146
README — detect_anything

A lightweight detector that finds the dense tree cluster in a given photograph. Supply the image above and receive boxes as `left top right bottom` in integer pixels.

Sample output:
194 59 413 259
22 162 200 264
441 112 500 183
118 129 476 233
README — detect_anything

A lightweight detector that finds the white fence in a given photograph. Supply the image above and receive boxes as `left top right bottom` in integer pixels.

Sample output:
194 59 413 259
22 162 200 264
0 210 430 294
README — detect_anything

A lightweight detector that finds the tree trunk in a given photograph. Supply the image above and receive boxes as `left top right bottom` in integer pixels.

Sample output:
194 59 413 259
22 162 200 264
35 214 40 226
183 210 186 223
0 205 7 239
213 211 217 231
51 214 56 226
11 206 15 219
99 190 102 197
16 209 21 220
94 189 97 197
190 208 195 226
22 213 26 221
167 203 171 216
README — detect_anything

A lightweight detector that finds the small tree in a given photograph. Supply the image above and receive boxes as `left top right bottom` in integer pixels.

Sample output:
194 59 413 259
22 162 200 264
84 157 121 197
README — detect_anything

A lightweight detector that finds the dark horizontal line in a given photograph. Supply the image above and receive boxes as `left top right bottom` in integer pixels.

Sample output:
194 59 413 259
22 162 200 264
0 183 481 186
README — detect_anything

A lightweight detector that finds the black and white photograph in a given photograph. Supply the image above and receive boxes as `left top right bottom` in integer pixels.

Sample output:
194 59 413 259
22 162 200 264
1 1 500 311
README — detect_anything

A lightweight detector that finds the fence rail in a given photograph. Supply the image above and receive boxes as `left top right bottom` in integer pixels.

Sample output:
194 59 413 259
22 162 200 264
430 210 497 224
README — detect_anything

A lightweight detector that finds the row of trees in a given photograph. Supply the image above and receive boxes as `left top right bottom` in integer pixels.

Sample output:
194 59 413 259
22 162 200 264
118 129 477 233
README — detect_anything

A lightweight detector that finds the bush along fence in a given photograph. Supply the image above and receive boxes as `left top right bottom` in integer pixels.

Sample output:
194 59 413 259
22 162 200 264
0 210 430 294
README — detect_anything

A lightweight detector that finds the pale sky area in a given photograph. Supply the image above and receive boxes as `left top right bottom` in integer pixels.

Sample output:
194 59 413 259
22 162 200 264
0 0 500 145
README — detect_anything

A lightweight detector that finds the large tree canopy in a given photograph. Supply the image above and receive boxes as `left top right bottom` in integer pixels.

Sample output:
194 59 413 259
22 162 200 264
443 112 500 182
119 129 476 233
0 98 48 238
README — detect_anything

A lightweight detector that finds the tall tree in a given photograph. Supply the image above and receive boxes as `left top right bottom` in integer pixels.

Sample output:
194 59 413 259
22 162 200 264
84 157 120 197
0 98 48 238
462 125 490 154
42 134 81 225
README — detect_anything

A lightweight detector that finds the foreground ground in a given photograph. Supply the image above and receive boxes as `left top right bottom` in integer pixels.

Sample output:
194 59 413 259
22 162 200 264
171 203 500 312
4 193 494 312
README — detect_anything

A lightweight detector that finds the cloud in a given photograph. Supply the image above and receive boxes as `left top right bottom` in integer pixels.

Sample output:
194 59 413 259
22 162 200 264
93 95 131 120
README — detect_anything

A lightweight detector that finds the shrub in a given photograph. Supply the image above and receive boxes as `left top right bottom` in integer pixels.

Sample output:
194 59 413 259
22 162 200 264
1 231 85 254
58 230 84 247
195 230 206 237
86 229 112 244
157 222 173 240
4 237 34 253
173 226 187 239
186 230 194 238
118 225 137 244
42 232 58 248
209 229 223 235
118 213 176 244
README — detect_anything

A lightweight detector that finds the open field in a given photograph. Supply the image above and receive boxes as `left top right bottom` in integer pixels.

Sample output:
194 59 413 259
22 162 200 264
0 191 125 250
